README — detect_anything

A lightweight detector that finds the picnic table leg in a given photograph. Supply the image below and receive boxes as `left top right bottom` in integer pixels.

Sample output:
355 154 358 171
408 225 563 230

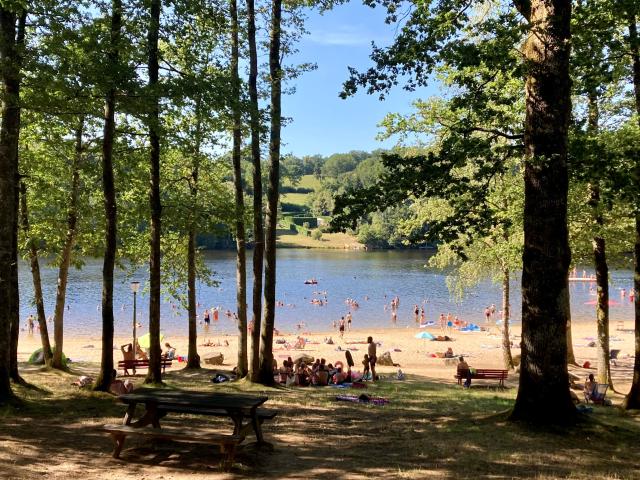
110 433 126 458
251 413 265 444
123 403 137 425
220 442 236 471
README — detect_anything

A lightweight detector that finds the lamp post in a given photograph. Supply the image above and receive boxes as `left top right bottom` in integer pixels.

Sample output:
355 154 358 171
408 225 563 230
131 281 140 353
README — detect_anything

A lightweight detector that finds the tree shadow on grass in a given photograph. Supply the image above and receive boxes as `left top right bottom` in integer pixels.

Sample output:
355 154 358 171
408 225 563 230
2 371 640 479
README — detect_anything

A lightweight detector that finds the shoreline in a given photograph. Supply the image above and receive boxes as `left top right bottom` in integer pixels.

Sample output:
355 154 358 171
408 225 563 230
17 319 637 397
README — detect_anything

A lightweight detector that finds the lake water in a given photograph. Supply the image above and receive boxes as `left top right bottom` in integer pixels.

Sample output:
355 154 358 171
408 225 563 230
18 249 636 338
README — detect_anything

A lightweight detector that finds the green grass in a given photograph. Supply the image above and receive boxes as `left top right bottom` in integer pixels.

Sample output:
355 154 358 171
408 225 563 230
3 363 640 479
280 192 309 206
283 174 321 190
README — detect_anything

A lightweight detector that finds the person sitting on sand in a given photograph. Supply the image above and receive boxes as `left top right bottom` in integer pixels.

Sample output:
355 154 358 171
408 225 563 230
295 363 310 386
444 347 454 358
109 369 134 396
584 373 597 401
333 367 347 385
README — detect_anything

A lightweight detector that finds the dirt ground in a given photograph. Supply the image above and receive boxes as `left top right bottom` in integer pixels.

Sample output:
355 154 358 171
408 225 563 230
2 363 640 480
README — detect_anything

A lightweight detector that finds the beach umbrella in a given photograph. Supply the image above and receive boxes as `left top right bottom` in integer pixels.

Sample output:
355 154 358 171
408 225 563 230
137 332 164 349
415 331 435 340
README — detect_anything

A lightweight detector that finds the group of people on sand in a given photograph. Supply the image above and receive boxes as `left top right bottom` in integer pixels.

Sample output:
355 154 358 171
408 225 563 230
275 336 379 386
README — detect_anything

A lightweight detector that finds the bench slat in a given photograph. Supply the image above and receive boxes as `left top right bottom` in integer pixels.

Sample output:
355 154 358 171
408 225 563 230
101 424 243 444
159 405 278 420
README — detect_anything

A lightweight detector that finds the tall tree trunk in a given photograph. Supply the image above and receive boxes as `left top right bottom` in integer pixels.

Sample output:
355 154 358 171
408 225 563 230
0 7 23 403
8 10 24 385
501 266 514 369
145 0 163 384
52 118 84 370
624 8 640 409
247 0 264 383
185 99 202 370
230 0 248 377
186 226 200 369
19 181 53 366
95 0 121 392
258 0 282 385
565 285 576 365
585 91 611 386
510 0 575 423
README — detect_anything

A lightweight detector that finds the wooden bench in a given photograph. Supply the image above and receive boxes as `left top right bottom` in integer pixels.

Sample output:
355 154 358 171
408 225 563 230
455 368 508 388
101 424 242 470
118 359 172 376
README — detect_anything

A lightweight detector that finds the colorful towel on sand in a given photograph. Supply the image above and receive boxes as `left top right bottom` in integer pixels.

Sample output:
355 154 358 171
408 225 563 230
335 394 389 405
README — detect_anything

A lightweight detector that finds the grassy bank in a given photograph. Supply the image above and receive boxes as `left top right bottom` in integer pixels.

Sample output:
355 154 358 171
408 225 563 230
2 363 640 479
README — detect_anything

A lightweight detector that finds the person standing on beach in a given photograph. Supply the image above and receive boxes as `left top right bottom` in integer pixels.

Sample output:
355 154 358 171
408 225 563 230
27 314 34 334
367 336 377 381
203 309 211 326
346 312 352 330
414 304 419 323
213 307 219 321
339 317 345 338
484 307 491 323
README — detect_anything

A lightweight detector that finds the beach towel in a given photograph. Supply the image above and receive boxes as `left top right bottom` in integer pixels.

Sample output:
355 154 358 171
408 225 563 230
335 394 389 405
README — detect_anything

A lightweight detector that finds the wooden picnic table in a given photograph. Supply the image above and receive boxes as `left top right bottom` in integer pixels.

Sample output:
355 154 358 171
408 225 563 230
120 388 270 441
102 388 275 470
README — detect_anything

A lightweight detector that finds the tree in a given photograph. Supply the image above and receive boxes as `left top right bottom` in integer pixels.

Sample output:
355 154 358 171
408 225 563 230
623 0 640 409
247 0 264 383
95 0 122 391
19 180 53 367
258 0 282 385
0 2 25 403
145 0 163 384
339 0 575 422
230 0 248 377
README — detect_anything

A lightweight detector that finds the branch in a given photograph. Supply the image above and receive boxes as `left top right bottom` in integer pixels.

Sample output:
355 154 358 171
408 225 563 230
461 127 524 140
512 0 531 22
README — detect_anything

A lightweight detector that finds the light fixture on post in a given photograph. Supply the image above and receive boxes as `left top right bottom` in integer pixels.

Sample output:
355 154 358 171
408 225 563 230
130 281 140 354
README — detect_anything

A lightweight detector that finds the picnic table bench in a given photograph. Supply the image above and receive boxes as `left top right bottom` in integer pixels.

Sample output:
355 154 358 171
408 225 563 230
117 358 172 376
455 368 508 388
100 388 277 470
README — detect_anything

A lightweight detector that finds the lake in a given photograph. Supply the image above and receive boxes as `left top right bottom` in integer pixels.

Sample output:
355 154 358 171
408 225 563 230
18 249 636 338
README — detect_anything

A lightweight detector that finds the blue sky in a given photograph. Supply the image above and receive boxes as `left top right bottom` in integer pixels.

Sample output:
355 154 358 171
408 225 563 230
282 2 435 157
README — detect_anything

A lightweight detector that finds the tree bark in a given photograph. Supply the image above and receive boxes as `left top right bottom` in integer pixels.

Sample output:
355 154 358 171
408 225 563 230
585 92 611 386
510 0 576 423
501 267 514 369
258 0 282 385
230 0 248 377
145 0 163 384
186 226 200 368
19 181 53 367
52 118 84 370
186 100 202 370
0 7 23 403
247 0 264 383
8 9 25 385
623 8 640 409
565 286 576 365
94 0 121 392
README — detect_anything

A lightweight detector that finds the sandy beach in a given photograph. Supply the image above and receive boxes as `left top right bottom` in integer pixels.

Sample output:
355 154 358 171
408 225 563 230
17 318 637 398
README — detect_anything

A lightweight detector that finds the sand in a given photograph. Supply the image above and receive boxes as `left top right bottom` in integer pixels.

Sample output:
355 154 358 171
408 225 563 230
17 317 637 397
